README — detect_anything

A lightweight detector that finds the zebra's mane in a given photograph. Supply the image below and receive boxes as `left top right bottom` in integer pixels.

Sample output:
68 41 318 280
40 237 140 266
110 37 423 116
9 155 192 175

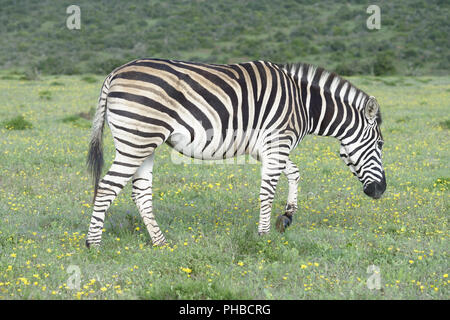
278 62 379 120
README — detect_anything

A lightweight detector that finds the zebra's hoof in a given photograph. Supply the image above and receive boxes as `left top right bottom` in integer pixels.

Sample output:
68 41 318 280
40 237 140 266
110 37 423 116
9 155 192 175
152 239 168 247
85 239 100 249
258 231 269 236
276 214 292 233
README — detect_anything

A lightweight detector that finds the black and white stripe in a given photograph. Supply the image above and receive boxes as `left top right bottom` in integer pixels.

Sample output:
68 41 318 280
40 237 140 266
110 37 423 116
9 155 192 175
85 59 385 247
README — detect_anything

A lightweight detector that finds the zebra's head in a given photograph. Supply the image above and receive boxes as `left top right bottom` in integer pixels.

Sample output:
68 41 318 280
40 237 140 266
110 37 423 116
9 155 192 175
339 96 386 199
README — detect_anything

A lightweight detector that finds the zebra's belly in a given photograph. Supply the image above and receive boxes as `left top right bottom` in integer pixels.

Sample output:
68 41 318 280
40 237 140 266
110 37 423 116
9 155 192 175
166 131 251 160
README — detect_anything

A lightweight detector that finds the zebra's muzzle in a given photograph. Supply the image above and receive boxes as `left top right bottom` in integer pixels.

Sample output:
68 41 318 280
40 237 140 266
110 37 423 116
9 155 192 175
363 174 386 199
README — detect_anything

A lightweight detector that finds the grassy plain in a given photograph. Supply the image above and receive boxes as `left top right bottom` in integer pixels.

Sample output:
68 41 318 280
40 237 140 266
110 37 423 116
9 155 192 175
0 73 448 299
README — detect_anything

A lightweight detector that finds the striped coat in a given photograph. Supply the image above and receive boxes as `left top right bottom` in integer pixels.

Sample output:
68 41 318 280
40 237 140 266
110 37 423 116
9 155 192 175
86 59 385 247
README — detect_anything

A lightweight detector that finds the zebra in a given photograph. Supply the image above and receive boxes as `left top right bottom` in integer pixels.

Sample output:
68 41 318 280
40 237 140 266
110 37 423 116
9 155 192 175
85 58 386 247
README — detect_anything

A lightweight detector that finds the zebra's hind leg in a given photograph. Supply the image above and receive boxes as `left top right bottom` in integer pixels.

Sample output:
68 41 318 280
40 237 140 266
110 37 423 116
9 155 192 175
86 154 145 247
131 153 167 246
276 159 300 233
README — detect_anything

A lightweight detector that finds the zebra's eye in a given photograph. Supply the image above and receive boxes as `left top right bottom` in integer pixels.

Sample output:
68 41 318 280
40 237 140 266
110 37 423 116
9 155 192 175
377 140 384 149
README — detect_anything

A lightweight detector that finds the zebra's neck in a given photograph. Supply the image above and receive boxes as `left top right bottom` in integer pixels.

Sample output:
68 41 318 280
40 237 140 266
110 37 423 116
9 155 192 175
281 63 369 142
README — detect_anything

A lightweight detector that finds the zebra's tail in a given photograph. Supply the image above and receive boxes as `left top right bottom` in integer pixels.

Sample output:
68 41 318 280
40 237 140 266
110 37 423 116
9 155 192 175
87 75 111 203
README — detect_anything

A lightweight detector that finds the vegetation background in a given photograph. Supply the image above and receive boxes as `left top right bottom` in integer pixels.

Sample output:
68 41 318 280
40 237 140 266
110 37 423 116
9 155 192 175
0 0 448 300
0 0 449 77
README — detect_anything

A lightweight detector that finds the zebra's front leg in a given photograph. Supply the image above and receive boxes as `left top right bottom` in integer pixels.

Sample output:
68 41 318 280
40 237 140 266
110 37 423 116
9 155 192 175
276 159 300 233
257 157 286 235
131 154 167 246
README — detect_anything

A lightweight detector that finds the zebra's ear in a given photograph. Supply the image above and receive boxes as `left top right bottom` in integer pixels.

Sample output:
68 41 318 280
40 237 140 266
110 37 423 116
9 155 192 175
365 96 379 120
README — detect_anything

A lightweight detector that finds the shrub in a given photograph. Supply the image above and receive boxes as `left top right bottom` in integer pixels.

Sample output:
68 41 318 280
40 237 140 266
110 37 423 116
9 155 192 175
38 90 52 100
35 56 80 75
81 75 97 83
49 81 64 86
19 67 40 81
61 113 92 128
88 57 128 74
334 60 371 76
373 52 396 76
3 115 32 130
439 119 450 130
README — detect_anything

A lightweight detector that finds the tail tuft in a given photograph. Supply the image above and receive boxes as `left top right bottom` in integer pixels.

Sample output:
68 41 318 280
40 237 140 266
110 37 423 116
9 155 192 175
87 135 104 202
87 75 110 203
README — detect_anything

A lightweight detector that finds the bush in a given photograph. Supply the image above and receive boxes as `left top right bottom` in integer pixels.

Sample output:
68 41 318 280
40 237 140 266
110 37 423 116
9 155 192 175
19 67 40 81
87 57 128 74
3 115 32 130
373 52 396 76
81 75 98 83
328 40 346 53
61 114 91 129
35 56 80 75
334 60 372 76
38 90 52 100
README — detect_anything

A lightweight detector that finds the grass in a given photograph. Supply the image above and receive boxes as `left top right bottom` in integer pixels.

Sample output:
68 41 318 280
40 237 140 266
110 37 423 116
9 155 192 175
80 76 98 84
61 115 91 129
0 74 448 300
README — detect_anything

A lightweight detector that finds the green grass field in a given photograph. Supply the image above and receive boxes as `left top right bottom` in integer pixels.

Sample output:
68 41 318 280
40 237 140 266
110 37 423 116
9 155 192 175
0 73 448 299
